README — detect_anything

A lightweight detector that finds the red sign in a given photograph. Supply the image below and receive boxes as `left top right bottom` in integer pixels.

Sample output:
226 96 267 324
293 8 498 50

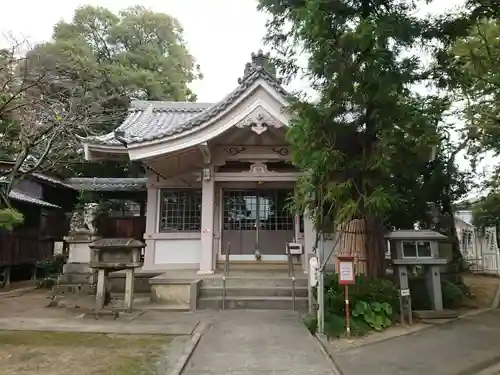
337 256 355 285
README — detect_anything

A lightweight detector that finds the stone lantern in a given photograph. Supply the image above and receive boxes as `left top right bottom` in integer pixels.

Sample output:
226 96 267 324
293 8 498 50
88 238 145 312
386 230 457 319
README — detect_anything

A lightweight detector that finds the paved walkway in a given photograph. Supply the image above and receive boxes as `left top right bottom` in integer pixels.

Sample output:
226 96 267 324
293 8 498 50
333 309 500 375
0 313 199 335
182 310 336 375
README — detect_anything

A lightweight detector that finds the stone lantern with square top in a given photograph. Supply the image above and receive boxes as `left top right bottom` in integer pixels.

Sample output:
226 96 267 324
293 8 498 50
385 230 454 318
88 238 145 312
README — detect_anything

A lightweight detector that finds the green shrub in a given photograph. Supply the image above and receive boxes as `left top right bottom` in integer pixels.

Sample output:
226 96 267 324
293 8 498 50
408 277 432 310
304 314 318 335
323 274 399 317
318 274 399 338
441 280 464 308
37 254 66 278
409 277 465 310
0 208 24 231
352 300 392 331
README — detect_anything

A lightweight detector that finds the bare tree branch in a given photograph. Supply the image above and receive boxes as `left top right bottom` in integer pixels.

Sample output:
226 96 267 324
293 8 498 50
0 35 126 205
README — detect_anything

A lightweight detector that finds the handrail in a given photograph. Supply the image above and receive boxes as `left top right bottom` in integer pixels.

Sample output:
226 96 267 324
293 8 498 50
222 242 230 310
286 242 296 311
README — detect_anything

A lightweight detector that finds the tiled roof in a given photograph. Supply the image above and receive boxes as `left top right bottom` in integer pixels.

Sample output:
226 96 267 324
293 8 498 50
86 51 287 146
65 177 147 191
9 190 61 208
31 172 77 190
0 173 77 190
92 101 213 146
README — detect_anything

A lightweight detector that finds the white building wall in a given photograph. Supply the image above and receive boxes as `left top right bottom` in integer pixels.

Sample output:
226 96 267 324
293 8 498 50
154 239 201 269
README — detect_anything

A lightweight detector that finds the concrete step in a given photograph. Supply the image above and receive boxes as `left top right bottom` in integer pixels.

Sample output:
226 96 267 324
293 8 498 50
199 286 308 298
107 296 190 312
197 296 308 311
216 261 303 272
202 276 308 288
109 292 151 300
135 303 190 312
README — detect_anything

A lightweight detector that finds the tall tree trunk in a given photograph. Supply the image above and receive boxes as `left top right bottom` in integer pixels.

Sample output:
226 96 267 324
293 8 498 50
364 216 386 278
442 196 463 265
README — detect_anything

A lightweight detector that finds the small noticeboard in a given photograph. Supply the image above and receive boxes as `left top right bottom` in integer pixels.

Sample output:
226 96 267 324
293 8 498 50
400 288 410 297
338 256 355 285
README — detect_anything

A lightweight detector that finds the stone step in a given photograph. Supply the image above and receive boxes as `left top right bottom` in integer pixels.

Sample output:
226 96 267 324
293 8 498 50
202 276 308 288
57 273 96 285
52 283 96 295
215 261 303 272
109 292 151 300
199 286 308 298
197 296 309 311
108 299 191 312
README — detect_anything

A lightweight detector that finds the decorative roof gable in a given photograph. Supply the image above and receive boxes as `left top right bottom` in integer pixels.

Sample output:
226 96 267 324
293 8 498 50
85 50 287 148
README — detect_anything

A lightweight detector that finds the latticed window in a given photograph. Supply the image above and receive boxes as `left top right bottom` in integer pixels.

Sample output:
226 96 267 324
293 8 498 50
159 190 202 232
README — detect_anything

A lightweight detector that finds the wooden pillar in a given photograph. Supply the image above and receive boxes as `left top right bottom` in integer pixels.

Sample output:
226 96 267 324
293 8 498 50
143 184 158 270
199 167 215 274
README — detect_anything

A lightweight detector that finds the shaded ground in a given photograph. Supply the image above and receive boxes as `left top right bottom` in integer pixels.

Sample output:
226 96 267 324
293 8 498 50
0 331 172 375
333 309 500 375
0 281 36 292
463 274 500 308
0 289 88 318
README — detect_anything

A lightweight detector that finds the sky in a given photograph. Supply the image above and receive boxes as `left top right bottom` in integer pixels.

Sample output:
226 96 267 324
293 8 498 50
2 0 487 196
0 0 466 102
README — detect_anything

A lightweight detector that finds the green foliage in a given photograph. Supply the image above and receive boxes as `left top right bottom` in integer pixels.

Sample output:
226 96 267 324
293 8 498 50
21 5 201 178
445 20 500 162
0 208 24 231
33 5 201 105
317 274 399 337
352 300 392 331
258 0 469 277
304 314 318 335
441 280 466 309
36 254 66 289
324 274 400 315
409 277 465 310
36 254 66 278
472 191 500 231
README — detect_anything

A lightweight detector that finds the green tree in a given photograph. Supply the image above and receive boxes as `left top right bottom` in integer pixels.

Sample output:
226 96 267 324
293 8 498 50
258 0 468 276
22 5 202 178
33 5 201 105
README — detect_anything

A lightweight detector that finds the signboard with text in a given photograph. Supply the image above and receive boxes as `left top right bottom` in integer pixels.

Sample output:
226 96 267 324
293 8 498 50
338 256 355 285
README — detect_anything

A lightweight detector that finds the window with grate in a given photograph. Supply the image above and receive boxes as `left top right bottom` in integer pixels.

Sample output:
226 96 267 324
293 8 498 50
159 189 202 232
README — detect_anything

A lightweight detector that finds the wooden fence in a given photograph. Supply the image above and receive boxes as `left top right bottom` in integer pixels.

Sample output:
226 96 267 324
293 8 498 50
0 230 54 266
97 216 146 240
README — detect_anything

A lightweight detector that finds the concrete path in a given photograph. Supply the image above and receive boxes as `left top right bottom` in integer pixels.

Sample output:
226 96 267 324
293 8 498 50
0 315 199 335
182 310 336 375
334 309 500 375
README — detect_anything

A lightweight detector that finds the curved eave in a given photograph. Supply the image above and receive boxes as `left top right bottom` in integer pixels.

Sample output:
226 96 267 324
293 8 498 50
126 79 290 161
84 142 129 161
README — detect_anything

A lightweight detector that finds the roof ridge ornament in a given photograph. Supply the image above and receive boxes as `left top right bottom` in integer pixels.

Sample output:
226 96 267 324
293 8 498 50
238 50 281 84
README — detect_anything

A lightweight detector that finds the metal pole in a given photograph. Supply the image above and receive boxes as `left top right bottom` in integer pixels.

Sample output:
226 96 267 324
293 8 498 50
345 284 351 339
317 232 325 335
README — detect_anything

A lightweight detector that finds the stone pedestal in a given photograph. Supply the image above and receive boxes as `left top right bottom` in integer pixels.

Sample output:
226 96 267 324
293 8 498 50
58 234 100 287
